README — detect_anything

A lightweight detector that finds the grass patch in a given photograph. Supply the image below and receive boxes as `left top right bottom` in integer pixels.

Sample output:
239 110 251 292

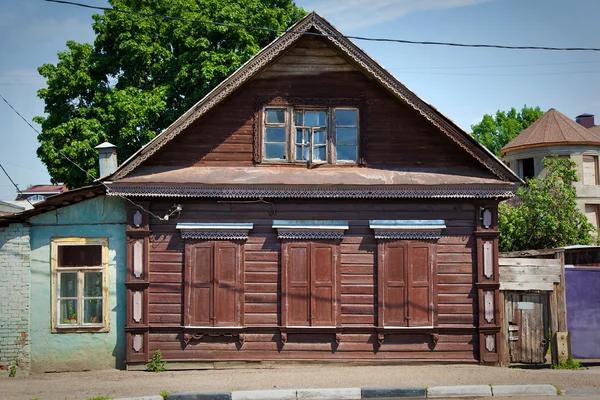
552 356 583 370
160 390 169 399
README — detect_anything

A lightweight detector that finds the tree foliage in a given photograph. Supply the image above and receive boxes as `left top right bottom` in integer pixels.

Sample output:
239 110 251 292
499 156 595 252
35 0 306 188
471 106 543 157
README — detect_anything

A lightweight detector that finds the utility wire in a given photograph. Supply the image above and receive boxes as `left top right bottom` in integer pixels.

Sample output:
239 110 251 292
0 162 35 207
0 93 166 221
44 0 600 52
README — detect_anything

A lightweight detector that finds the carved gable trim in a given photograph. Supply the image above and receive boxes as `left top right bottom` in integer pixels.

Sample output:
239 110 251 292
109 13 519 184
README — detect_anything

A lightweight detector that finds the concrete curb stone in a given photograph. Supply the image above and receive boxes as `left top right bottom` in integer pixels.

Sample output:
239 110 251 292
116 397 164 400
166 393 231 400
362 387 426 398
564 388 600 395
297 388 361 399
491 385 557 396
427 385 492 398
231 389 296 400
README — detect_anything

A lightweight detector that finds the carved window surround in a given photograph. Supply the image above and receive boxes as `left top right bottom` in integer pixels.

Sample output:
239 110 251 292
272 220 348 240
369 220 446 240
176 223 254 240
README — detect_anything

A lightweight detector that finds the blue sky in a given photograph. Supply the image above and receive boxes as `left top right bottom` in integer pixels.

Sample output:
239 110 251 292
1 0 600 199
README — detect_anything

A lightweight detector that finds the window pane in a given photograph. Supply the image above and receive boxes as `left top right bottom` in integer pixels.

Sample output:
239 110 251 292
337 145 358 161
265 143 286 159
266 109 285 124
295 111 303 126
59 245 102 268
59 273 78 298
313 146 326 161
336 128 357 145
83 299 103 324
265 127 286 143
304 111 327 127
84 272 103 297
296 145 309 161
296 129 308 144
59 299 78 324
314 130 327 144
336 109 357 126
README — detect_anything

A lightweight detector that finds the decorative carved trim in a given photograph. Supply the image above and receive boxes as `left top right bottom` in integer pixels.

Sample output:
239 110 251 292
181 230 250 240
133 211 142 228
482 209 492 229
277 229 345 240
133 240 143 279
108 185 517 199
484 291 494 323
280 332 288 344
373 229 443 240
335 333 342 345
378 332 385 346
483 241 493 279
111 14 517 183
485 334 495 352
133 291 142 323
133 334 142 353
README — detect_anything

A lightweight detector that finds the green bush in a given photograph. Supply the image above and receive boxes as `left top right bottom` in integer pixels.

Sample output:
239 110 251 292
146 350 167 373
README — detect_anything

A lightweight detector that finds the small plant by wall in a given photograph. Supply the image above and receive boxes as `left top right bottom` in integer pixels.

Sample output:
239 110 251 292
146 350 167 372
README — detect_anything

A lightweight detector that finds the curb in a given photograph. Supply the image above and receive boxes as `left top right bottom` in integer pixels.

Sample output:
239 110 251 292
166 393 230 400
231 389 296 400
117 397 164 400
362 387 425 398
491 385 557 397
427 385 492 398
297 388 361 399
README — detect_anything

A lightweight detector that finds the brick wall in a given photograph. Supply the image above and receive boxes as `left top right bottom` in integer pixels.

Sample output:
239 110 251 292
0 223 30 375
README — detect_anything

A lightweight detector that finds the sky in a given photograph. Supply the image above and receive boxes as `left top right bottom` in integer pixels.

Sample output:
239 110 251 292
1 0 600 200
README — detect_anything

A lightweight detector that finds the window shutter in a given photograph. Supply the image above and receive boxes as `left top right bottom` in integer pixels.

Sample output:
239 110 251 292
189 244 213 326
311 243 336 326
214 243 239 326
383 242 408 327
408 243 432 327
287 243 311 326
583 156 597 185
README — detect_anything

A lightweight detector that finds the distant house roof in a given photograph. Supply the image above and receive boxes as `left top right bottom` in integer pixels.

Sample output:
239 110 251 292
589 125 600 136
501 108 600 155
21 184 67 194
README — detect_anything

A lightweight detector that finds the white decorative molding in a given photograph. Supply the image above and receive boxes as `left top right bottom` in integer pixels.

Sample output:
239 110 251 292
485 335 495 352
133 291 142 323
176 223 253 240
133 335 142 353
273 220 348 240
484 291 494 323
108 185 517 200
370 220 445 240
111 14 516 183
483 241 493 279
133 240 143 278
482 209 492 229
133 210 142 228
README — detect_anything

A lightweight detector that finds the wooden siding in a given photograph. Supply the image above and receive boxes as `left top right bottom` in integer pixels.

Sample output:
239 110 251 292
143 199 481 362
144 36 488 173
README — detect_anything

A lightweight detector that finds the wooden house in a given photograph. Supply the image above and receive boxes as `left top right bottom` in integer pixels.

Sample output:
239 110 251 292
103 13 521 367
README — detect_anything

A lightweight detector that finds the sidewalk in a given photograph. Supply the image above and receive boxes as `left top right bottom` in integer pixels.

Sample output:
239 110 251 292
3 363 600 400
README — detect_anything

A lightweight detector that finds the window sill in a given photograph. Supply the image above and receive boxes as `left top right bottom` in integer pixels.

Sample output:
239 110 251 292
52 325 109 334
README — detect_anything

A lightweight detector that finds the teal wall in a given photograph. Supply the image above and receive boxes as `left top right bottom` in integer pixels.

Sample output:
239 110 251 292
29 196 126 372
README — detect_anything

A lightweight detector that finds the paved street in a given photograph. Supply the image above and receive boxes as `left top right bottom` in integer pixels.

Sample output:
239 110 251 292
2 363 600 400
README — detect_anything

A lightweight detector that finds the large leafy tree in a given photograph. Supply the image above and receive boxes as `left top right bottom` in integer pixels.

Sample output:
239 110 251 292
35 0 305 188
499 156 595 252
471 106 543 157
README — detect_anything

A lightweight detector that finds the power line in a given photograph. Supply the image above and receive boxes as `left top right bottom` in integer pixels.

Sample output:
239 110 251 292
388 59 600 71
44 0 600 53
0 162 35 207
0 93 166 221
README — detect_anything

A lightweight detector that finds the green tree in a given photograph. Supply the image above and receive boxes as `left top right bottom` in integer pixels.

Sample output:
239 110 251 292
471 106 543 157
35 0 305 188
499 156 595 252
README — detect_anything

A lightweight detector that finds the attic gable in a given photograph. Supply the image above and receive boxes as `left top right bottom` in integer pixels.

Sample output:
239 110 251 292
107 12 519 184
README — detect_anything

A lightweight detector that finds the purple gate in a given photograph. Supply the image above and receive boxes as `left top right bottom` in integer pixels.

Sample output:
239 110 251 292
565 267 600 358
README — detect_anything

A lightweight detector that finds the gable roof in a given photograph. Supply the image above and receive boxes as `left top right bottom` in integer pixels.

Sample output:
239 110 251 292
502 109 600 154
589 125 600 136
21 184 66 194
105 12 519 185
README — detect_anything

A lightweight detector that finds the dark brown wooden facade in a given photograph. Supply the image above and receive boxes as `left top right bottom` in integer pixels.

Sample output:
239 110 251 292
110 13 520 367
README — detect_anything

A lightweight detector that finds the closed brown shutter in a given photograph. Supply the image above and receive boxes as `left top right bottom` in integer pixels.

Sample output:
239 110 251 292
383 242 407 326
214 242 239 326
312 243 335 326
287 242 310 326
189 244 213 326
408 242 432 327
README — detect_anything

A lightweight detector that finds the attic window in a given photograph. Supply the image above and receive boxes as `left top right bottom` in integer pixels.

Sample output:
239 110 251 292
262 106 359 164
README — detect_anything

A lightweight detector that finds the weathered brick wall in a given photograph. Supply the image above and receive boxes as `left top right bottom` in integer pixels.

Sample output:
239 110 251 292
0 223 30 375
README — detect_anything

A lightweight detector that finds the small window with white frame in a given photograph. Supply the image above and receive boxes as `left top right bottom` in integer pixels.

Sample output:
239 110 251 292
262 106 359 164
52 238 109 332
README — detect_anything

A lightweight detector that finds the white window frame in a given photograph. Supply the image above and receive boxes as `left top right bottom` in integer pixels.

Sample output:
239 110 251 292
51 237 109 333
262 106 359 165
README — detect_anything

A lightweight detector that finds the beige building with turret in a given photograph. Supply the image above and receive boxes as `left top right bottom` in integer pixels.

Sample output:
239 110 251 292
501 109 600 228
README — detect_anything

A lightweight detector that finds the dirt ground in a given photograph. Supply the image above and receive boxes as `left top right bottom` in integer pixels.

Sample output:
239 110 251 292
2 362 600 400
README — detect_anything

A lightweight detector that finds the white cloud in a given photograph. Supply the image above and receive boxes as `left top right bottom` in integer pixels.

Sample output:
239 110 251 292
302 0 494 30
